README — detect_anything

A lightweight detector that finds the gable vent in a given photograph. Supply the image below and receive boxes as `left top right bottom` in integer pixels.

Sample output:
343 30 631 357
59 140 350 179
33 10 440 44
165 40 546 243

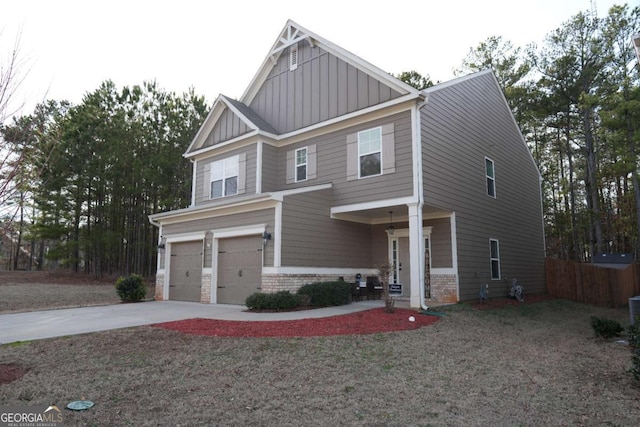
289 43 298 71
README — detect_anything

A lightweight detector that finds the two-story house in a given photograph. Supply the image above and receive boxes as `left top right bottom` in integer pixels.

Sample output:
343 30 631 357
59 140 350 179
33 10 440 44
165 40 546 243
149 20 545 308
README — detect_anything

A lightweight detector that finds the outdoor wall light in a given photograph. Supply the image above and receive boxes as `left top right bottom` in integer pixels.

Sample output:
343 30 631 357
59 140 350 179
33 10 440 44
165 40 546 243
157 243 165 251
387 211 395 235
262 231 272 245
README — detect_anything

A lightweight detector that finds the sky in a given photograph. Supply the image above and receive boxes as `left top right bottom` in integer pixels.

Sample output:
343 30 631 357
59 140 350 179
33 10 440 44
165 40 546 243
0 0 627 120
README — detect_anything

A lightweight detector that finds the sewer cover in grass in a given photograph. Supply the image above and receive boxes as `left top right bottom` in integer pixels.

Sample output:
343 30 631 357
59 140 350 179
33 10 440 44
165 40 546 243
67 400 94 411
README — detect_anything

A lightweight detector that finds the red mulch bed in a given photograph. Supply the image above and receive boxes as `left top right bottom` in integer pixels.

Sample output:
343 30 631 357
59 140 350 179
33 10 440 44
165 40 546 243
470 293 556 310
154 308 440 338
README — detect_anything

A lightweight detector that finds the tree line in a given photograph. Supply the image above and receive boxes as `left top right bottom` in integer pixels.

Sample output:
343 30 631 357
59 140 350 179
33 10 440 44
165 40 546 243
0 3 639 276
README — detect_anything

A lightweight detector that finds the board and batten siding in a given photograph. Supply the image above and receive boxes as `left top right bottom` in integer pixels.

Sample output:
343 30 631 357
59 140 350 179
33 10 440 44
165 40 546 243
281 189 372 268
194 145 257 206
276 111 414 206
249 42 402 134
421 72 544 300
203 107 252 147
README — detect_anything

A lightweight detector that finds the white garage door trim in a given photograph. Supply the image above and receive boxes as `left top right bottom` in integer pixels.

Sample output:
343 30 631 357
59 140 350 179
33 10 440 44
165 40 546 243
160 232 206 300
210 224 267 304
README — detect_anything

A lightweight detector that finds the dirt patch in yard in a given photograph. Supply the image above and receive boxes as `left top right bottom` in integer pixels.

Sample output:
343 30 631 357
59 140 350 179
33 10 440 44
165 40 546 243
0 363 29 385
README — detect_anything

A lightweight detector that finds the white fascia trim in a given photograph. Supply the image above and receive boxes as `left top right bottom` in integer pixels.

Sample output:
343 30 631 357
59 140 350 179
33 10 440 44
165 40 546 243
185 131 261 160
331 196 416 217
212 224 267 239
150 196 276 224
165 232 207 243
422 69 493 95
262 267 377 275
269 183 333 202
275 94 419 144
185 96 224 154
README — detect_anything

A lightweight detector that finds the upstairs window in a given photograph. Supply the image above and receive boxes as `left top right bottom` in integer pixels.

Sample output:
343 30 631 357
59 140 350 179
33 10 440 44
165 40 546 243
295 147 307 182
485 157 496 198
210 155 239 199
358 127 382 178
490 239 501 280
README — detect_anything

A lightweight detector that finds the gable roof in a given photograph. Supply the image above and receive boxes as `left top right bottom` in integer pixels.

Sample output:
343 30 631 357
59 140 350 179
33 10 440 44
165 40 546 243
241 19 420 106
186 19 423 156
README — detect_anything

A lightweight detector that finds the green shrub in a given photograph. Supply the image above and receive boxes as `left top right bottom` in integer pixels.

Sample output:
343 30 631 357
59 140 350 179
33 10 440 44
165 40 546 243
115 274 147 302
628 317 640 381
297 281 351 307
245 291 300 311
589 316 623 339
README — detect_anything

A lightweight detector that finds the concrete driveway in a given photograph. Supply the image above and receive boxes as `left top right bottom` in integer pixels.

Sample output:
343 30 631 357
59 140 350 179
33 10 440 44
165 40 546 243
0 300 383 344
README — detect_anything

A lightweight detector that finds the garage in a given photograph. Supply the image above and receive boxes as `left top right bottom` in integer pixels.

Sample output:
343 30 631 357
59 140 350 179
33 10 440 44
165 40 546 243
168 241 203 302
217 235 263 304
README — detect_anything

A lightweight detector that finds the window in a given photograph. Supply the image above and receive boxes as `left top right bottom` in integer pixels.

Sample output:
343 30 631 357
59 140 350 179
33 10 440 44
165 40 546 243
346 123 394 181
358 127 382 178
486 157 496 197
490 239 501 280
210 155 239 199
295 147 307 182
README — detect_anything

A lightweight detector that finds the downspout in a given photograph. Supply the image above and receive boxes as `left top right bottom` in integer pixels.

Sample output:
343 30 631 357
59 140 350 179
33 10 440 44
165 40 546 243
414 95 429 311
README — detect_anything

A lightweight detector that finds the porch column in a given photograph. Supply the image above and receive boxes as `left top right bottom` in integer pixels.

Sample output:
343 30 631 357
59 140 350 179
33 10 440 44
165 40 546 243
407 202 424 308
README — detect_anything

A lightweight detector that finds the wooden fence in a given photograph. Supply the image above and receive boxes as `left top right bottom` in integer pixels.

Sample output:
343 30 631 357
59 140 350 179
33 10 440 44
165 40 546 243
546 258 640 308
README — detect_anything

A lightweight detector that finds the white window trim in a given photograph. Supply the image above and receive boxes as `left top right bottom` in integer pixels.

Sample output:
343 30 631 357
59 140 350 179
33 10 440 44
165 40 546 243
210 155 239 199
295 147 308 182
358 127 383 179
490 238 501 280
485 156 496 198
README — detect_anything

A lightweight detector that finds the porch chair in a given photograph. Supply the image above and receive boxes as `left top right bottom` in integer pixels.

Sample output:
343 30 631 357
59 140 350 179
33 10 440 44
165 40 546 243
366 276 383 300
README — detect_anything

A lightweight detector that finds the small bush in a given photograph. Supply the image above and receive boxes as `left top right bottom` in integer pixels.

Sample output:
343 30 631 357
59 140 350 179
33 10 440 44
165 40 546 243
628 317 640 381
115 274 147 302
590 316 623 339
297 281 351 307
245 291 300 311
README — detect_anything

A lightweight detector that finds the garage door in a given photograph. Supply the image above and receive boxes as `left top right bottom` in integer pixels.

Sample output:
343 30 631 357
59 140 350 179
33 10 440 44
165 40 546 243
169 241 203 302
217 235 263 305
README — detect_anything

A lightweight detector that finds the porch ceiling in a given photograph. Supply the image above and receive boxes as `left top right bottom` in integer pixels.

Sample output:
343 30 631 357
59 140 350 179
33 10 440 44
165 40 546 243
331 204 450 225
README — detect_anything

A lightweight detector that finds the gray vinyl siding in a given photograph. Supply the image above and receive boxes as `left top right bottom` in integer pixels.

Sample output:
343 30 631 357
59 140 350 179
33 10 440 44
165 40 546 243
421 72 544 300
276 111 414 206
281 189 372 268
250 42 402 134
204 107 251 147
162 208 275 267
194 145 257 206
261 144 278 192
426 217 452 268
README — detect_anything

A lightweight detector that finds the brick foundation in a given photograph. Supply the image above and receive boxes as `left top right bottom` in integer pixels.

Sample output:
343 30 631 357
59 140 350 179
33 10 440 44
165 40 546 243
427 274 458 304
200 273 212 303
261 273 361 293
155 274 165 301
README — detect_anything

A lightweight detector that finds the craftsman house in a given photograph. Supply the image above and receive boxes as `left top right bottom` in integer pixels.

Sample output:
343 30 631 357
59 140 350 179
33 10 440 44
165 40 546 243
149 20 545 308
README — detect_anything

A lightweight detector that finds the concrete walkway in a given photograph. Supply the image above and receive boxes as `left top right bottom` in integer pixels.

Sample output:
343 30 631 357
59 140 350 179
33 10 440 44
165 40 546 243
0 300 384 344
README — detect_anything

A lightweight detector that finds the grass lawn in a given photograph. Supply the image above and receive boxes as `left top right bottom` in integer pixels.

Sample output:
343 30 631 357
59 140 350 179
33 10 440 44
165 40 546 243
1 278 639 426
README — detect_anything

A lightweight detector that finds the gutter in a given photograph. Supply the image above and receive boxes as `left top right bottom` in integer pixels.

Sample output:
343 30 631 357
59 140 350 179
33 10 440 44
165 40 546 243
414 95 430 312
